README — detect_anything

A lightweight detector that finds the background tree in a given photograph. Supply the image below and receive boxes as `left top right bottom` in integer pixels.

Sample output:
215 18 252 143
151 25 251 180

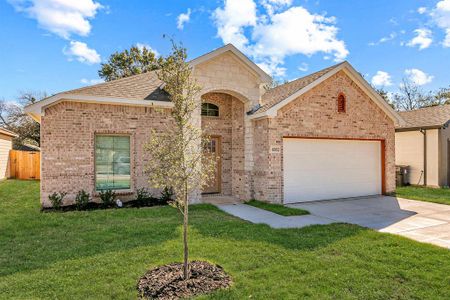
433 86 450 106
144 43 216 280
373 87 396 109
0 90 44 148
98 45 163 81
392 78 433 111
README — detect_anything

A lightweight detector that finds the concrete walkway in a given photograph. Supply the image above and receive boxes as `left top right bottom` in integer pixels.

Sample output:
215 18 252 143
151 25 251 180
217 203 335 228
217 196 450 249
289 196 450 249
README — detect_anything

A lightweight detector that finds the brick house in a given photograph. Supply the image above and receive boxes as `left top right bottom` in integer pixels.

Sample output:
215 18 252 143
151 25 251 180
25 44 404 207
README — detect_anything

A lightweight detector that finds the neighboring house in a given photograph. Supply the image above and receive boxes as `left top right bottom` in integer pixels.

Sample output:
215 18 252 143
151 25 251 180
0 128 17 180
395 105 450 187
25 44 404 207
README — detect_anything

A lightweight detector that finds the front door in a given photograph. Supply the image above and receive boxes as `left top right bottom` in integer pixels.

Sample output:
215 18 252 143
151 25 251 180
203 136 221 194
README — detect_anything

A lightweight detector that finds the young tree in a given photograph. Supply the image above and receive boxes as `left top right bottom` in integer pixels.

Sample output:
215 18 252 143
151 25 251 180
98 45 163 81
144 43 216 280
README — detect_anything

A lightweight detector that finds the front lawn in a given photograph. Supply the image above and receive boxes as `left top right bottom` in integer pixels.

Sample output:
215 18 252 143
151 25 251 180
1 180 450 299
245 199 309 216
396 186 450 206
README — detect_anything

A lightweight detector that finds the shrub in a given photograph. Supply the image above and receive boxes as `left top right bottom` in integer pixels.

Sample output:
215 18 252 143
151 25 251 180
48 192 67 210
136 188 151 207
99 189 116 208
160 187 174 205
75 190 90 211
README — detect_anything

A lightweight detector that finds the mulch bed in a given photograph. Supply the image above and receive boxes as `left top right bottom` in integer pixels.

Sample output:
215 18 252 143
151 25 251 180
41 199 168 213
137 261 232 299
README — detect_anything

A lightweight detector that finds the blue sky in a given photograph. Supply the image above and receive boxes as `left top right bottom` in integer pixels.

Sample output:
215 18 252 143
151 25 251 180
1 0 450 101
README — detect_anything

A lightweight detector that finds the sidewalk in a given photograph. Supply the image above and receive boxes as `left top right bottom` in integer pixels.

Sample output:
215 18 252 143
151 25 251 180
216 203 335 228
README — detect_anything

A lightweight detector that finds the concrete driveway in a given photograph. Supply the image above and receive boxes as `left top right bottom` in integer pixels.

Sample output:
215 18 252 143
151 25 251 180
288 196 450 249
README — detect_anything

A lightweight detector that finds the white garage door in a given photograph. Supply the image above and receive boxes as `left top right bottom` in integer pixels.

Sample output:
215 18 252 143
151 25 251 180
283 138 382 203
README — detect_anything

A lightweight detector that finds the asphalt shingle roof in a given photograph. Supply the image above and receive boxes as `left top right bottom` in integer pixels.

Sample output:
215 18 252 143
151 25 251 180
54 62 346 112
61 71 170 102
397 105 450 129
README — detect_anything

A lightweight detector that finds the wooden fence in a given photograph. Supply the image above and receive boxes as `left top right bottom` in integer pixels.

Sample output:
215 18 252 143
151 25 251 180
9 150 40 180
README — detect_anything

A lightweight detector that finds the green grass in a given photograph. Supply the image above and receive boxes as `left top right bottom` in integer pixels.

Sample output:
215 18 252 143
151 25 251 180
396 186 450 205
1 180 450 299
245 199 309 216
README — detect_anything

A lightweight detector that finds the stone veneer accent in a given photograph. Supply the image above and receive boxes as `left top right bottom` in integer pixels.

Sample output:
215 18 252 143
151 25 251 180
252 71 396 203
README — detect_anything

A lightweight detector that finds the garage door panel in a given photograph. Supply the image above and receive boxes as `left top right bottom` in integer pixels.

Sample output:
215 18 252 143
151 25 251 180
283 138 382 203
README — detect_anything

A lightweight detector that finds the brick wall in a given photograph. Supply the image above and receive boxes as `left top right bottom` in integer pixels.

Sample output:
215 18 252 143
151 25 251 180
40 101 173 207
201 93 246 199
40 68 396 206
252 71 396 203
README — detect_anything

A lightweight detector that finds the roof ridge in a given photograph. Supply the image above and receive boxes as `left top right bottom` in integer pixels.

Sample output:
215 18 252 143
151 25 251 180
398 103 450 114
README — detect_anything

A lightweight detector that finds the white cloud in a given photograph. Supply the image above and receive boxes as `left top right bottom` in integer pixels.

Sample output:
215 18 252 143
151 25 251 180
81 78 104 85
257 61 286 77
177 8 191 30
371 71 393 87
406 28 433 50
298 62 308 72
417 7 427 14
444 28 450 46
212 0 348 77
261 0 293 15
213 0 258 50
251 7 348 62
405 68 434 85
135 43 160 57
368 32 396 46
64 41 101 64
8 0 103 39
431 0 450 47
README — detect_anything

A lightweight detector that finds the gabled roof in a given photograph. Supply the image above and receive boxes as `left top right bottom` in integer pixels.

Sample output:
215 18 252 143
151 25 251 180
250 61 405 126
24 71 173 122
190 44 272 83
258 62 345 114
59 71 168 101
25 44 271 122
396 104 450 131
0 127 18 138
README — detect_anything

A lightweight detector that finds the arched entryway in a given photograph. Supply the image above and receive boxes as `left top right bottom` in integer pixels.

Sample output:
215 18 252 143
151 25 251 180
200 91 247 201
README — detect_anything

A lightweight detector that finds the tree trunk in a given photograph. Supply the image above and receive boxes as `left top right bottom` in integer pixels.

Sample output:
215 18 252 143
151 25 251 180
183 182 189 280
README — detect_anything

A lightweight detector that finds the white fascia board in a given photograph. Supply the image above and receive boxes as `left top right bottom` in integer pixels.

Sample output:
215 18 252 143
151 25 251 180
248 64 344 120
248 62 406 126
24 94 174 123
341 64 405 126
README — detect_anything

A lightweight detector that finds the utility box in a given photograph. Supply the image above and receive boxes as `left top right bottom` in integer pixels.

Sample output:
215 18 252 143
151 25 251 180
396 165 410 187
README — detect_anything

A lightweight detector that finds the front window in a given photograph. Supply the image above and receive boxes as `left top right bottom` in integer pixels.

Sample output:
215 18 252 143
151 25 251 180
201 103 219 117
95 135 131 190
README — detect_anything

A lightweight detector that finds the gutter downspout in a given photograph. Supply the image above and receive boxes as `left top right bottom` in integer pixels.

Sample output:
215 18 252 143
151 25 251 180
420 129 427 186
